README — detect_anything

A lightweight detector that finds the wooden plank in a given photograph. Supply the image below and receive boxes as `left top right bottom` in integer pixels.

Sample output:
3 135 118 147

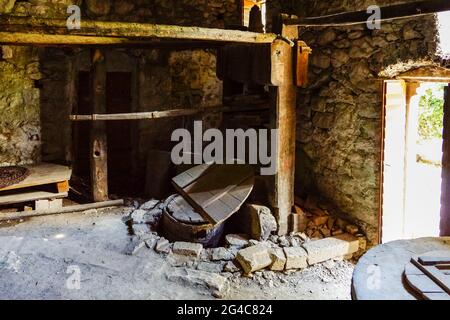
56 181 69 193
0 191 68 206
411 257 450 294
269 29 297 235
70 106 223 121
71 105 258 122
423 292 450 300
172 164 254 224
0 163 72 192
419 256 450 266
284 0 450 27
90 49 108 202
441 85 450 236
172 164 212 189
296 41 311 87
0 200 124 222
0 16 277 46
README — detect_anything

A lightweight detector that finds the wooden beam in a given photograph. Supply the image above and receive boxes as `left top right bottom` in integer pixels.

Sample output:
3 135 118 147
0 16 277 46
70 104 268 121
90 49 108 202
70 106 221 121
270 25 297 235
441 85 450 236
0 200 124 222
285 0 450 26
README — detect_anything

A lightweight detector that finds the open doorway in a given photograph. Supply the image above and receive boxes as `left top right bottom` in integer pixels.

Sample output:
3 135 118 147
382 80 448 242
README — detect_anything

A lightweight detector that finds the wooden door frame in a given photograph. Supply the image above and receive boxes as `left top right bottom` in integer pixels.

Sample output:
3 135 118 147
440 84 450 236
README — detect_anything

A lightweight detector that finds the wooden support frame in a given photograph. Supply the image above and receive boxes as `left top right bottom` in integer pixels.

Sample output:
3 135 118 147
269 25 297 235
90 49 108 202
0 15 277 47
284 0 450 27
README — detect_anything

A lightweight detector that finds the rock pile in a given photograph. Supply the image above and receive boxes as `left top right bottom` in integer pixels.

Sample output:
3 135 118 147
123 197 367 281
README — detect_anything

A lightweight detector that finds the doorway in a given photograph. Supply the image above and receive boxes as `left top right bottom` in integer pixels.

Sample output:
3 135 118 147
73 71 134 199
382 80 449 242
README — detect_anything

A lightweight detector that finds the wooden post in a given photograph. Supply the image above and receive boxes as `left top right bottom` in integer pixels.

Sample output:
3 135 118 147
440 85 450 236
90 49 108 202
270 24 297 235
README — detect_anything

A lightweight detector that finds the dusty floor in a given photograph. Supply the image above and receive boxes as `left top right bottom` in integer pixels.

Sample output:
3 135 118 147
0 208 354 300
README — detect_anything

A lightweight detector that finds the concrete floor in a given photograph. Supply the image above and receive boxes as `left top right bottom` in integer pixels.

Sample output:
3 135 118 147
0 208 354 300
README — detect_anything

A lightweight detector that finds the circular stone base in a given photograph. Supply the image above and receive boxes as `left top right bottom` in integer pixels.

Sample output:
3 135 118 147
352 237 450 300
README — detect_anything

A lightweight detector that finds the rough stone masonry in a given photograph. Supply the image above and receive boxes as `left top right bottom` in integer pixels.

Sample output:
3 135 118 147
270 0 445 246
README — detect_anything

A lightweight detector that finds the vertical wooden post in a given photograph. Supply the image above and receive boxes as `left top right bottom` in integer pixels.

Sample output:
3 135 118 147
90 49 109 202
440 85 450 236
270 24 297 235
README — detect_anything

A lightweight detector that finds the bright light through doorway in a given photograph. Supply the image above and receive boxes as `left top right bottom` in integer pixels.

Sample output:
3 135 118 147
404 83 445 239
437 11 450 55
382 81 445 243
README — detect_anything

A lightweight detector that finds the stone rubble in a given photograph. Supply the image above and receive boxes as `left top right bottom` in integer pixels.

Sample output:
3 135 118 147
236 244 273 275
225 234 249 247
173 242 203 258
284 247 308 270
123 196 366 297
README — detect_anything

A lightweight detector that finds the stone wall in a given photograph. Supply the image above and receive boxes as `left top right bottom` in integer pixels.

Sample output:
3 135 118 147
6 0 241 27
0 0 238 185
0 46 41 166
275 0 443 245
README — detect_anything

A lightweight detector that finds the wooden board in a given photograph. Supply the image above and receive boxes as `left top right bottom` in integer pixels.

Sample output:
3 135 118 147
419 256 450 266
172 164 255 225
404 250 450 300
0 163 72 192
0 190 68 206
0 15 277 47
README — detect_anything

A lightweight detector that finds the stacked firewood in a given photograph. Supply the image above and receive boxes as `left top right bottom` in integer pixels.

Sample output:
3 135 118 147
292 195 362 241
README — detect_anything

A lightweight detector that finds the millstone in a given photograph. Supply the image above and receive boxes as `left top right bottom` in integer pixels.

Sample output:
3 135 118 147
0 166 30 189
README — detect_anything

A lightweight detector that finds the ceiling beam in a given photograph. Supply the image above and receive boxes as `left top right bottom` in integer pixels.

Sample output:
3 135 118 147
0 15 277 46
284 0 450 27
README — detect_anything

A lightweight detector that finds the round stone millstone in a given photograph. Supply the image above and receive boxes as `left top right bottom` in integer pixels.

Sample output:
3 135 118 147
0 166 30 189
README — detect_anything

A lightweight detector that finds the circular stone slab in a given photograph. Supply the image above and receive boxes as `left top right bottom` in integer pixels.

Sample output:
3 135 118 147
352 237 450 300
167 195 207 225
